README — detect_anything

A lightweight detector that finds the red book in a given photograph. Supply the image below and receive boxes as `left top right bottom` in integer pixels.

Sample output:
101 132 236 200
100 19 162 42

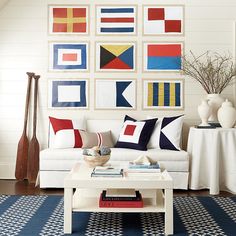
99 194 143 208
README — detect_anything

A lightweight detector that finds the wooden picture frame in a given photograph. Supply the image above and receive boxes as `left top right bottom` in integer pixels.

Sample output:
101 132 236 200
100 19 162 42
95 5 137 35
48 41 89 72
48 79 89 109
95 42 136 72
95 79 136 110
48 5 89 35
143 79 184 110
143 5 184 36
143 42 184 72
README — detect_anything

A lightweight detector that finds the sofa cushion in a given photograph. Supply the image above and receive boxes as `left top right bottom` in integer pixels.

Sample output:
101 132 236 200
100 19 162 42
40 148 189 172
148 115 184 151
80 130 114 148
49 116 85 148
115 115 157 151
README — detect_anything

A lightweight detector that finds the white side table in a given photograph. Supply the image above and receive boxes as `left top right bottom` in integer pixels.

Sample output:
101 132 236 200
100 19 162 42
187 127 236 195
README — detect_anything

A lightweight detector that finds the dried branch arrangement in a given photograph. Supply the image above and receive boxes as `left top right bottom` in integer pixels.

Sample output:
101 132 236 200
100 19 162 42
182 51 236 94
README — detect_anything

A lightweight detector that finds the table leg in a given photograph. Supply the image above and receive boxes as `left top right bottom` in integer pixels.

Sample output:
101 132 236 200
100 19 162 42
64 187 73 234
164 189 173 235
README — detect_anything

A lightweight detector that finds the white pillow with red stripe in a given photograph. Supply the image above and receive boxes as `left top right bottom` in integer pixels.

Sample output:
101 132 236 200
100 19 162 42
49 116 85 148
80 130 114 148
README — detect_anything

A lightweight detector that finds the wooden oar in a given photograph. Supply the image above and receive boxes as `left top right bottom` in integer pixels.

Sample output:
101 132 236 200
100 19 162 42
15 72 35 180
27 74 40 183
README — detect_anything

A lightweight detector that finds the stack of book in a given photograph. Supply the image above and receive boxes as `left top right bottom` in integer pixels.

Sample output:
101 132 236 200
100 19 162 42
91 166 123 178
126 162 161 177
99 189 143 208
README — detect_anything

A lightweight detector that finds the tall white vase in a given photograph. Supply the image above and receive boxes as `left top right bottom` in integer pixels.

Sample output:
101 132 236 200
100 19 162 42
217 99 236 128
198 99 212 126
207 94 224 122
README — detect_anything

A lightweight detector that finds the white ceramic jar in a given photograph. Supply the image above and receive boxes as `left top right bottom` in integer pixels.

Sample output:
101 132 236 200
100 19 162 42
217 99 236 128
207 94 224 122
198 99 212 126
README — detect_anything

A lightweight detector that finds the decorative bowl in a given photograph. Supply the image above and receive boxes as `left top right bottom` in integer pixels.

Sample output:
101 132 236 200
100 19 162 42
83 155 110 168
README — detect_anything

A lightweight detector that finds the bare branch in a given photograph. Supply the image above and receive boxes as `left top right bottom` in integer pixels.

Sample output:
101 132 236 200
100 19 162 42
181 51 236 94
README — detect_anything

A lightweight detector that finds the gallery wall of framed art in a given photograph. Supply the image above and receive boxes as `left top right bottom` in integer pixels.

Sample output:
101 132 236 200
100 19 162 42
47 2 185 111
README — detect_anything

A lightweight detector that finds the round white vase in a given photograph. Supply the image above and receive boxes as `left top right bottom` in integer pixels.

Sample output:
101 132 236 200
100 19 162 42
207 94 224 122
217 99 236 128
198 99 212 126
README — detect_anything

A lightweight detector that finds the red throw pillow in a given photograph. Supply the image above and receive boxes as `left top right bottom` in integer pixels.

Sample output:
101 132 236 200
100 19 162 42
49 116 85 148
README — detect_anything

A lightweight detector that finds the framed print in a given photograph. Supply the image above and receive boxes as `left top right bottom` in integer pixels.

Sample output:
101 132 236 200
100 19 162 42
95 79 136 109
143 42 183 72
49 42 88 72
48 80 88 109
143 5 184 35
96 5 137 35
48 5 89 34
143 80 183 109
95 42 136 72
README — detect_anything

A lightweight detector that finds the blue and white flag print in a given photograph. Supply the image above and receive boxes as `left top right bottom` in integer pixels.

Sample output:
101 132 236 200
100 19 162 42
95 80 136 109
96 6 136 34
49 80 88 108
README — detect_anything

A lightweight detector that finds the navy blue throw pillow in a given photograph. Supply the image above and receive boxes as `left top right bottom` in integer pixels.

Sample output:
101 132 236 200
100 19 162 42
115 115 158 151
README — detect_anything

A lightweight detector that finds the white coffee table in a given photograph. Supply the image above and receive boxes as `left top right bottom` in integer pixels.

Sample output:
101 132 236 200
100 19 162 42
64 163 173 235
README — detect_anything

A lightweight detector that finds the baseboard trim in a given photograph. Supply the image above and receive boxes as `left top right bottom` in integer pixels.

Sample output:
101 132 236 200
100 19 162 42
0 163 15 179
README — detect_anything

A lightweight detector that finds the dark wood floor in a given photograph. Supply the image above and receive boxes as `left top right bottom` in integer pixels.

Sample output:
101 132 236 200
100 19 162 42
0 180 234 197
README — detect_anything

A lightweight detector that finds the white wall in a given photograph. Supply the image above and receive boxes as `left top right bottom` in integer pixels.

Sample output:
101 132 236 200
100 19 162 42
0 0 236 178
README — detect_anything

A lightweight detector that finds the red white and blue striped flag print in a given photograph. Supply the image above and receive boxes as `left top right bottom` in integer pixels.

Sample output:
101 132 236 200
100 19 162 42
96 6 136 34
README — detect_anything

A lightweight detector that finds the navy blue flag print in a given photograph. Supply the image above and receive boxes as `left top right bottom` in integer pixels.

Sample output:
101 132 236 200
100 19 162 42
96 6 136 34
49 80 88 108
95 80 136 109
49 42 88 71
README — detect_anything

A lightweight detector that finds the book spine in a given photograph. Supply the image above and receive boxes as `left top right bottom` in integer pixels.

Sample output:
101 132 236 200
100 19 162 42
127 169 160 173
99 194 143 208
99 200 143 208
128 165 160 169
102 191 141 201
91 174 123 177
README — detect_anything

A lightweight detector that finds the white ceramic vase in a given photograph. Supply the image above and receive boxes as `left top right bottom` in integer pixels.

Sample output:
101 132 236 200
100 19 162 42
217 99 236 128
207 94 224 122
198 99 212 126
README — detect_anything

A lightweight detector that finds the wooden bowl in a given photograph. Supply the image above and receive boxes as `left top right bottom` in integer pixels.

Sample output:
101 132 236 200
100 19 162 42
83 155 110 168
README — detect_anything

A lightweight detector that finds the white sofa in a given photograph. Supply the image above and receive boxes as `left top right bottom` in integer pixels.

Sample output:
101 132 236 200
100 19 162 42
39 119 189 189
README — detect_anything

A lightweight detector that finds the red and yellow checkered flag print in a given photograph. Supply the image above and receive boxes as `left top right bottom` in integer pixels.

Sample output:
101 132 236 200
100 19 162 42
53 7 87 33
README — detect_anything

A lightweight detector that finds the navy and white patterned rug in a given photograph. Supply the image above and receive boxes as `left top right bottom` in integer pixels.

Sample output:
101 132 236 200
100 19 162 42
0 195 236 235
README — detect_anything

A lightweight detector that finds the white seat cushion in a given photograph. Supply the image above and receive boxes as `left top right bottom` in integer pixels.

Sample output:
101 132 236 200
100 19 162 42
40 148 188 172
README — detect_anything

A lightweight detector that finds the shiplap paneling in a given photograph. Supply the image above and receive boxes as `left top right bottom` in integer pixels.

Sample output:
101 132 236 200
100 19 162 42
0 0 236 178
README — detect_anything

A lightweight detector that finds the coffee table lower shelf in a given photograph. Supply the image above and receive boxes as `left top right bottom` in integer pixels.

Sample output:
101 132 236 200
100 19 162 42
72 190 165 213
64 164 173 235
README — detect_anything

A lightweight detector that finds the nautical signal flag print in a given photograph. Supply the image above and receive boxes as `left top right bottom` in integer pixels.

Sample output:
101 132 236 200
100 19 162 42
144 43 183 71
49 6 88 34
96 43 135 71
95 80 136 109
49 80 88 108
96 6 136 34
143 6 184 35
143 80 183 109
49 42 88 71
